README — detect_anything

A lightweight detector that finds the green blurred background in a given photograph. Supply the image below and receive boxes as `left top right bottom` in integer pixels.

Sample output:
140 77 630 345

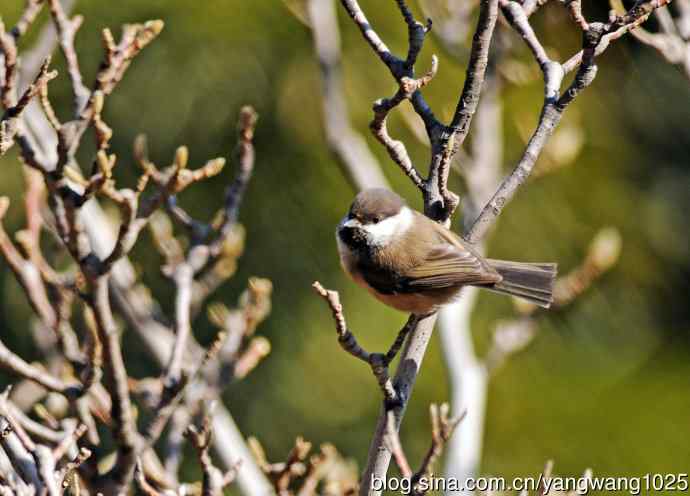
1 0 689 489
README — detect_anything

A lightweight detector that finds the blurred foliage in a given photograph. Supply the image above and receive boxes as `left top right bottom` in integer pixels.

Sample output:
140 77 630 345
1 0 689 490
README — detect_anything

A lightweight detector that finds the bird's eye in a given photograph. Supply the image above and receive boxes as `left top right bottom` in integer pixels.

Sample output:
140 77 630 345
372 216 381 224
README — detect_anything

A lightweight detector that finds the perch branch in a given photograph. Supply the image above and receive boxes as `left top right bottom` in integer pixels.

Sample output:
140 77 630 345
312 282 418 405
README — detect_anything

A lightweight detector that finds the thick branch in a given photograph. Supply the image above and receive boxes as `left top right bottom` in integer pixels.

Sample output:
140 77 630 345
330 1 502 493
306 0 389 191
448 0 499 143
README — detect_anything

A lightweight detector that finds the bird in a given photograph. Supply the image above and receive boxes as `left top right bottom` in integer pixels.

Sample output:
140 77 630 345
336 188 557 315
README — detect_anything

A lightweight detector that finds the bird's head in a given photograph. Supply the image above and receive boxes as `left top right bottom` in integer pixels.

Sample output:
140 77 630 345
337 188 413 250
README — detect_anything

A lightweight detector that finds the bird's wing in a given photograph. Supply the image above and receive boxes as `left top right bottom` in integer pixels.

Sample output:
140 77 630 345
402 225 500 290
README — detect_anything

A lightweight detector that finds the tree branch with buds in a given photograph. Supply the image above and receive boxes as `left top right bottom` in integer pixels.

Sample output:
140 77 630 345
0 1 273 494
307 0 671 494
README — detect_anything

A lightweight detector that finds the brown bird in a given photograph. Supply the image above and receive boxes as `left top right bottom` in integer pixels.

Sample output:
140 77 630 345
336 188 557 315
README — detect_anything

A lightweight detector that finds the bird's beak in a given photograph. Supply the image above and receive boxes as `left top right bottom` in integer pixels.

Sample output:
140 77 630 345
340 217 361 229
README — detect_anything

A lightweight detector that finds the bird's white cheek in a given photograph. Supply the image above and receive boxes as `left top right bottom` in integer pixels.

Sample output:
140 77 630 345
362 221 396 246
361 207 413 246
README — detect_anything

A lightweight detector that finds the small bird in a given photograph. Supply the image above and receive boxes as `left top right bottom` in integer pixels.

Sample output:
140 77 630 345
336 188 557 315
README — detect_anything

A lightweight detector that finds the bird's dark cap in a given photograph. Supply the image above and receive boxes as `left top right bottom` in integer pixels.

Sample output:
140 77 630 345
349 188 406 224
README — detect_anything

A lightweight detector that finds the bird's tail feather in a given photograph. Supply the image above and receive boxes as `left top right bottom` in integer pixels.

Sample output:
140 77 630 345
483 259 557 308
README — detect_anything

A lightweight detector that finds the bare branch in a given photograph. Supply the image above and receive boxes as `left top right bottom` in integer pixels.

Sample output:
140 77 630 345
312 282 371 363
47 0 89 112
381 404 464 496
275 437 312 494
610 0 690 80
143 328 227 449
0 389 60 495
315 282 422 403
233 336 271 379
328 0 502 490
448 0 500 145
0 58 57 156
323 0 663 493
411 404 464 495
0 3 275 495
207 106 258 260
339 0 398 69
487 228 623 374
383 412 412 479
0 339 79 397
185 406 241 496
0 197 62 334
0 416 41 488
306 0 389 191
165 262 194 387
563 0 674 74
87 276 139 491
134 460 164 496
370 85 428 189
11 0 44 40
552 227 622 307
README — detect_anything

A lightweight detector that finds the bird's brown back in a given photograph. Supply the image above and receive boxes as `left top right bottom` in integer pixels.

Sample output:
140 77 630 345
358 211 498 296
